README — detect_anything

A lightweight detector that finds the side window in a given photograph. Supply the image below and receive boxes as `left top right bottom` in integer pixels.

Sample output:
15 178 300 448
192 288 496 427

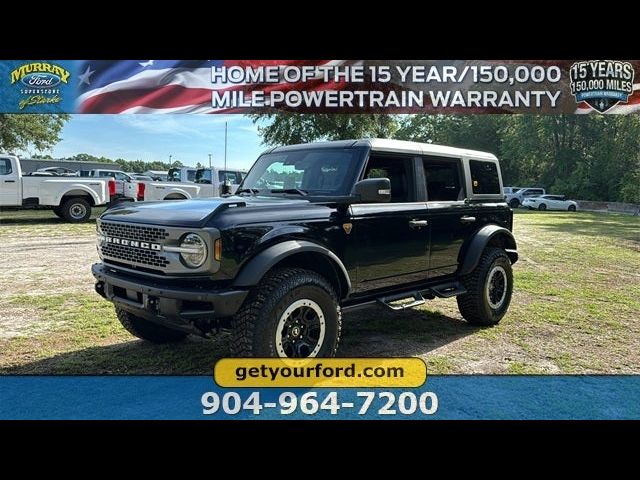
0 159 13 175
469 160 500 195
187 170 196 182
423 157 463 201
363 155 412 202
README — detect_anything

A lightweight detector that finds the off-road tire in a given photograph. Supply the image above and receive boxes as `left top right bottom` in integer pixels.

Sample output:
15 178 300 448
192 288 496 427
116 307 188 343
61 197 92 223
509 199 520 209
568 205 576 212
457 247 513 326
230 268 341 357
538 203 547 211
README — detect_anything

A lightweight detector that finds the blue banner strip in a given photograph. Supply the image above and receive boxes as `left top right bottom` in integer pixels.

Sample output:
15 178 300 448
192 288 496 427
0 376 638 420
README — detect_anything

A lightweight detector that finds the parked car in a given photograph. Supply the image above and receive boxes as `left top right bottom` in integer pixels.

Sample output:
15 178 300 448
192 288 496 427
88 169 136 200
93 139 518 357
167 167 198 183
0 155 113 222
36 166 78 176
505 187 546 208
143 170 168 181
194 167 247 195
131 174 154 182
523 195 577 211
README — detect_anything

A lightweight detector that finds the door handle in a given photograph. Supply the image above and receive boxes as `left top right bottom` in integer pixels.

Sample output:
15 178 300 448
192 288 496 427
4 180 16 183
460 216 476 223
409 219 429 228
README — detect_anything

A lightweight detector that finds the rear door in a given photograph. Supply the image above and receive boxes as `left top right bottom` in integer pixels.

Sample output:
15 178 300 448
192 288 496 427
350 153 430 292
423 155 475 278
0 157 20 206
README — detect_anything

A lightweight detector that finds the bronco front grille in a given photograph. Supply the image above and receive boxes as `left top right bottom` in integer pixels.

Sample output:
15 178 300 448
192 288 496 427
99 221 169 243
98 220 170 270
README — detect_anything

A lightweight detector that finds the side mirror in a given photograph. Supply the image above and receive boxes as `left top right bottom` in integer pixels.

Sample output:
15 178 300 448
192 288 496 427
354 178 391 203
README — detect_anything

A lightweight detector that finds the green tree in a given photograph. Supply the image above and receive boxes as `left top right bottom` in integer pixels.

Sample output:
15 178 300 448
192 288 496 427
0 114 69 153
249 113 399 146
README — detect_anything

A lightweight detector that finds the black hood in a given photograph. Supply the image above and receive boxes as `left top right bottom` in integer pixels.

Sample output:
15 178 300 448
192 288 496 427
101 196 310 227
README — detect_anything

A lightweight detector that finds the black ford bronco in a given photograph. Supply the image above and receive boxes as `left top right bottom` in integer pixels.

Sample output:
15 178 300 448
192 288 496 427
93 139 518 358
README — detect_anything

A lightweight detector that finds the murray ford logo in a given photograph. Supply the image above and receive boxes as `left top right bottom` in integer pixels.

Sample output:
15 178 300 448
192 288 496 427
98 234 162 251
9 62 70 110
570 60 635 113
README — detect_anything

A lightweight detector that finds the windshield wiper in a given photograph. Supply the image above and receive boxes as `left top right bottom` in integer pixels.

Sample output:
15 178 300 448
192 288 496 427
236 188 260 195
270 188 308 196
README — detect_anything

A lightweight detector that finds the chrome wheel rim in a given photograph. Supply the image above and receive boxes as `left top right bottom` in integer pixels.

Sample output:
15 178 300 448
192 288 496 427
485 265 507 309
70 203 87 219
275 299 325 358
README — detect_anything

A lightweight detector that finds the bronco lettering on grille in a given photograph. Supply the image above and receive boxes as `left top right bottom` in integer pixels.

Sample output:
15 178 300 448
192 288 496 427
98 234 162 251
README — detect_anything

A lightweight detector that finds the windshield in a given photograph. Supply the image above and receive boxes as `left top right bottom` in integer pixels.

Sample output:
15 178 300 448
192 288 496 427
240 148 364 196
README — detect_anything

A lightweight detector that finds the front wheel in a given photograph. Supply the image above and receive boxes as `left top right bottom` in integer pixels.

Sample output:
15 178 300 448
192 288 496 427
538 203 547 211
509 199 520 209
457 247 513 326
230 268 341 358
568 205 576 212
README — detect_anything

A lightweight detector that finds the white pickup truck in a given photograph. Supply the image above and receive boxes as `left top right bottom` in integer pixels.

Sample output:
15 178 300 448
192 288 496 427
134 167 246 201
0 155 112 222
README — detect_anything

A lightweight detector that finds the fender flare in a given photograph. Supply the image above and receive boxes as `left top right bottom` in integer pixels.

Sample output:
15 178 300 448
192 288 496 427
459 225 518 275
163 188 192 199
55 184 101 206
233 240 351 296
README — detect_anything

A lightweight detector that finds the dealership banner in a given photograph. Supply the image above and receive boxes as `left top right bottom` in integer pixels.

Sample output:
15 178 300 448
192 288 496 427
1 59 638 114
2 375 639 420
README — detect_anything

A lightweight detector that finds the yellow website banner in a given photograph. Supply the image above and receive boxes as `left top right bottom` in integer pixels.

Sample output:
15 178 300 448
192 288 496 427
214 358 427 388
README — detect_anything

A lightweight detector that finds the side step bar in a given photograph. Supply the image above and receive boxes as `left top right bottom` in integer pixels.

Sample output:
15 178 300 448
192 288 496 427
343 281 467 313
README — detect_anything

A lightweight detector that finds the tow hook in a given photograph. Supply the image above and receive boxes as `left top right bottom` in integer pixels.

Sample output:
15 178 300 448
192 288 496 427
95 281 105 298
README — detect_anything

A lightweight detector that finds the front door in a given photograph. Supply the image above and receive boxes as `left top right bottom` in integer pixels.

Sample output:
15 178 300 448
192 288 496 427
0 158 20 206
350 154 430 293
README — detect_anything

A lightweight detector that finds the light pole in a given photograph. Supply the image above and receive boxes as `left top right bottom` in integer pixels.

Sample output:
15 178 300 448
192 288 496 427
169 154 173 166
208 153 212 170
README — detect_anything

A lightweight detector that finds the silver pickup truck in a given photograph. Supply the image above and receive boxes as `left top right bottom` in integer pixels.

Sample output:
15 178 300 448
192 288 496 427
0 155 112 222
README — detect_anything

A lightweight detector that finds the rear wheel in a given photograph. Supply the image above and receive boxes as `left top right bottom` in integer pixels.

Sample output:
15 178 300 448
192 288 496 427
568 205 576 212
52 206 64 219
509 199 520 209
538 203 547 211
457 247 513 326
61 197 92 222
116 307 188 343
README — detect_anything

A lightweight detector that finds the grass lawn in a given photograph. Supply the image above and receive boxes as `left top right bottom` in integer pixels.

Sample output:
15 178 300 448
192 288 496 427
0 207 638 374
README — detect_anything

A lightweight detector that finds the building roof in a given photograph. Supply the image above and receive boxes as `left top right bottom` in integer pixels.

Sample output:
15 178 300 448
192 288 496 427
269 138 497 160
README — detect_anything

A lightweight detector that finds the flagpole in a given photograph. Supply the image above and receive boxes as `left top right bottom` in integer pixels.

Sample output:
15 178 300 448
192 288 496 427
224 121 227 172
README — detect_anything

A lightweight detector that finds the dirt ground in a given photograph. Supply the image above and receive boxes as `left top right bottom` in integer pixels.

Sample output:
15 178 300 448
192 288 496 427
0 208 639 374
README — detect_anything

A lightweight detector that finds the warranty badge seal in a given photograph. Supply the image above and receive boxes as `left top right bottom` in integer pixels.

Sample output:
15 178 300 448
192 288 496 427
570 60 635 113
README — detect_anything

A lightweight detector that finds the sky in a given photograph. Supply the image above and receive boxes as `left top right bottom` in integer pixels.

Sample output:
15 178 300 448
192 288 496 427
48 114 266 170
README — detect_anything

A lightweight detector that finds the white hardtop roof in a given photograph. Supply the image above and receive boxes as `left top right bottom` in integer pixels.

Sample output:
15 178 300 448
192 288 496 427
269 138 497 160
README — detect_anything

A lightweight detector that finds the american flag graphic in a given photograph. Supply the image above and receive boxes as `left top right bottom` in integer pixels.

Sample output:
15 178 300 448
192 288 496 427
77 60 353 113
76 60 640 114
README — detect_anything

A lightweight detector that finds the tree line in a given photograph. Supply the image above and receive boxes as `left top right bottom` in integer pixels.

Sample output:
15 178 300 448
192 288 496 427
250 114 640 203
2 113 638 202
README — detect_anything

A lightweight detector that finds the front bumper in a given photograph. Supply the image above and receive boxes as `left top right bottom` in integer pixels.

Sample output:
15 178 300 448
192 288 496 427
92 263 248 335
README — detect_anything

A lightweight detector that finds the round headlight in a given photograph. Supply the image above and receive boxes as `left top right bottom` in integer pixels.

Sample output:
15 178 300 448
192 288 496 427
180 233 207 268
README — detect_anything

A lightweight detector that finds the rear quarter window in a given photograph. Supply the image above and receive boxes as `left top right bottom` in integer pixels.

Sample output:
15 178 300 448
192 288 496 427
469 160 500 195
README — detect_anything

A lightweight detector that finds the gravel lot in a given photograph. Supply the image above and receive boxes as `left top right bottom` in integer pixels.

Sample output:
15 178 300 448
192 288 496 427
1 207 639 374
